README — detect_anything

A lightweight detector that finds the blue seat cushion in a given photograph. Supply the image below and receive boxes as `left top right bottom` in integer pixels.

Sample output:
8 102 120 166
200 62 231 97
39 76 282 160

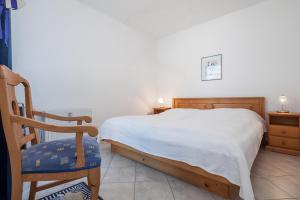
22 136 101 174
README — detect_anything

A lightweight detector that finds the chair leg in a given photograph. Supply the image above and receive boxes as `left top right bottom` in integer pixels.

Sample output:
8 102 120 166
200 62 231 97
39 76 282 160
88 176 92 188
88 167 100 200
29 181 38 200
11 175 23 200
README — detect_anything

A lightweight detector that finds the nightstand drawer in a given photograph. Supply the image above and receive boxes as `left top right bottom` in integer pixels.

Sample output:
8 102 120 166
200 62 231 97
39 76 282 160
269 125 300 138
269 136 300 150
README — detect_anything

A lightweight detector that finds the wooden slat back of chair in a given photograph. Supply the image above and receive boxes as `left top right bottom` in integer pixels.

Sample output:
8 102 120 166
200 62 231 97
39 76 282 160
0 65 101 200
0 65 39 165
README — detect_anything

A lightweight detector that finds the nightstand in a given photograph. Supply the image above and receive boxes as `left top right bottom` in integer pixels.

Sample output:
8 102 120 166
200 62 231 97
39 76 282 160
153 107 171 114
267 112 300 156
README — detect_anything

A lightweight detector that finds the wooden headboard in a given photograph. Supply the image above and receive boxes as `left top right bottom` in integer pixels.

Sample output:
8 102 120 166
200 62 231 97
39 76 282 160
173 97 265 119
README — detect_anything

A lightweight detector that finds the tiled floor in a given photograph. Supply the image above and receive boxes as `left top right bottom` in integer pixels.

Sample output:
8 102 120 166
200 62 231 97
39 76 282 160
22 141 300 200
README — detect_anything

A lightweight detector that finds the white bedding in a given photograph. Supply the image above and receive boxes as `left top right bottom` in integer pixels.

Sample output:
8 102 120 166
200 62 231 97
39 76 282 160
100 108 265 200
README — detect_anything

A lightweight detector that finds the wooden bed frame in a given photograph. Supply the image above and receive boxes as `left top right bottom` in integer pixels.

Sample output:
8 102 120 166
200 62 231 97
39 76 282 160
104 97 265 199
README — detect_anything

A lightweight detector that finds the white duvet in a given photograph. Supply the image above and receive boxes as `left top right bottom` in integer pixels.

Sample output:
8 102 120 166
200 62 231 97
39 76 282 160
100 108 265 200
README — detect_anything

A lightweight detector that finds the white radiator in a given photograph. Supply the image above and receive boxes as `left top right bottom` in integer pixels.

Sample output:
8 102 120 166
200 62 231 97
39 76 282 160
40 109 93 142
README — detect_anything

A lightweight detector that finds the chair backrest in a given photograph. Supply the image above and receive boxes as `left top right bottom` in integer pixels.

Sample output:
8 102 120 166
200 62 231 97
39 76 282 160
0 65 39 173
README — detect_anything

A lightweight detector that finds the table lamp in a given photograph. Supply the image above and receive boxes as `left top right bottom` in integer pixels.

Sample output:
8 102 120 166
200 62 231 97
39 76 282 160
277 95 289 113
157 97 165 108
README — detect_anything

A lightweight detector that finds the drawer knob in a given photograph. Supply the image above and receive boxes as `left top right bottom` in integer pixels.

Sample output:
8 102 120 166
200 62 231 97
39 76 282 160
281 141 286 145
281 130 286 134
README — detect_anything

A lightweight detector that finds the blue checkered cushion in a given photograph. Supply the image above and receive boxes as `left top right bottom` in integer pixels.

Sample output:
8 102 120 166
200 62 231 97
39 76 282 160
22 136 101 174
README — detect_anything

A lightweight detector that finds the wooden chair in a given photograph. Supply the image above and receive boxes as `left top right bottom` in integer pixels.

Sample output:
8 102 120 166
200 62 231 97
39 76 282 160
0 65 101 200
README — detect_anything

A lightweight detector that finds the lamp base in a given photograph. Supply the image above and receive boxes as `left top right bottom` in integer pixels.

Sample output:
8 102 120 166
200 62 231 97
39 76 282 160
276 110 290 113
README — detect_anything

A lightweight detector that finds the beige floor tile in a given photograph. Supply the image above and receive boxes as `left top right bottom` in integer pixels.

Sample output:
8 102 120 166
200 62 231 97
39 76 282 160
251 160 287 177
101 156 113 168
103 166 135 183
169 178 214 200
100 150 114 168
279 154 300 164
135 181 174 200
100 141 111 150
268 175 300 197
101 147 114 157
101 182 134 200
22 149 300 200
251 176 292 199
260 150 300 169
212 194 242 200
101 167 108 182
110 154 136 168
166 174 179 182
272 161 300 176
256 150 288 164
136 163 168 183
211 187 241 200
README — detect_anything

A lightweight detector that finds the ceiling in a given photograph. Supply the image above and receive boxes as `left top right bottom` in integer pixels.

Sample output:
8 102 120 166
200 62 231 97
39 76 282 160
81 0 265 39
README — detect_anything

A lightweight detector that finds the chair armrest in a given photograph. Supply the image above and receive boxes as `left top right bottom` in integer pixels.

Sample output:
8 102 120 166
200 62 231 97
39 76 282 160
11 115 98 137
32 110 92 123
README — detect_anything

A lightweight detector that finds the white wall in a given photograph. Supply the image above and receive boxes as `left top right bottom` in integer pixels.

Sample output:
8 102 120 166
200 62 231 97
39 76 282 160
12 0 157 125
12 0 300 123
156 0 300 112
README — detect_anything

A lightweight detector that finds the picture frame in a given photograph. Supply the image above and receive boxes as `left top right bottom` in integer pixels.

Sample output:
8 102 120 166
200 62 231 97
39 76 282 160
201 54 222 81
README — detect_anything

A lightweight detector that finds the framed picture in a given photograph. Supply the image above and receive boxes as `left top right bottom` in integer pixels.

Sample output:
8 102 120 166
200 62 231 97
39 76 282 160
201 54 222 81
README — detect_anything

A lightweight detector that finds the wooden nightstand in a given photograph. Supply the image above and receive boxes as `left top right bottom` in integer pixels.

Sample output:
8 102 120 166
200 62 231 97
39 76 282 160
267 112 300 156
153 107 171 114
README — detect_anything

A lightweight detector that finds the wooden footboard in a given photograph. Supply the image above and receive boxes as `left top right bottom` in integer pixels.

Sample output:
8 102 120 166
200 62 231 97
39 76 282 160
104 140 239 199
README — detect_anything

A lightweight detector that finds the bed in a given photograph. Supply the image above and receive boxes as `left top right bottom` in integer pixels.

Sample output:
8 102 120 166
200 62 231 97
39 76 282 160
100 97 265 200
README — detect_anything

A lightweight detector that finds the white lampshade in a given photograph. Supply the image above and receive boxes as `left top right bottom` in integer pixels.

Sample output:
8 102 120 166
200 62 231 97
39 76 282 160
277 95 289 113
278 95 288 105
157 97 164 104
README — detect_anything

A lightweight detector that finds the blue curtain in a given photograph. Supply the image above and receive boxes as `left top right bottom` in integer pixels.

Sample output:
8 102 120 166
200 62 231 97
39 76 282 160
0 1 12 199
0 0 12 67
